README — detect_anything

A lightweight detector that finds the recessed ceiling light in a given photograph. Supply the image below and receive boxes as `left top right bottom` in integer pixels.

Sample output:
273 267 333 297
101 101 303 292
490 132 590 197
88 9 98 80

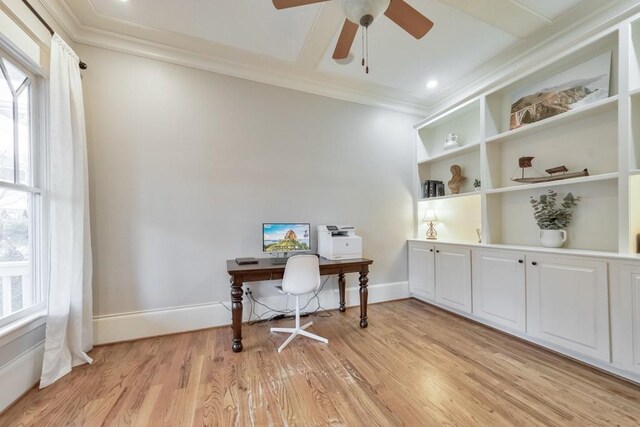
426 80 438 89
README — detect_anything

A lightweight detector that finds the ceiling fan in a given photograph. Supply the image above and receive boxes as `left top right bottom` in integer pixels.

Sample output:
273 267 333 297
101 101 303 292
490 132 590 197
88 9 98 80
273 0 433 71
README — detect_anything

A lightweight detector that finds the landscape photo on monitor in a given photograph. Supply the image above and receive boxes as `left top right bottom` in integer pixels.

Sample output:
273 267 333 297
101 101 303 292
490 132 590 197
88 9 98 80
263 223 310 253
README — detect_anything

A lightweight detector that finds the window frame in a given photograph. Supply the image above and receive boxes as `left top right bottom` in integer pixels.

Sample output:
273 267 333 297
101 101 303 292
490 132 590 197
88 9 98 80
0 45 47 330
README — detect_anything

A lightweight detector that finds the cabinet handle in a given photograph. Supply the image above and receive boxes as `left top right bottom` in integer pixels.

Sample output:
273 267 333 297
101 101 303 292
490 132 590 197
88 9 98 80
430 249 433 252
532 261 538 266
518 259 524 264
436 250 440 253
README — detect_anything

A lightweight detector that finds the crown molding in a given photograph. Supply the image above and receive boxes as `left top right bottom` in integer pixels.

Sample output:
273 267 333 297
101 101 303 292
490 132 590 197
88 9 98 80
37 0 640 119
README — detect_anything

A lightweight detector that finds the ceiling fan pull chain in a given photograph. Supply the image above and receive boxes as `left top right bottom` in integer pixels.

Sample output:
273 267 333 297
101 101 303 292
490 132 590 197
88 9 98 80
361 27 365 67
365 26 369 74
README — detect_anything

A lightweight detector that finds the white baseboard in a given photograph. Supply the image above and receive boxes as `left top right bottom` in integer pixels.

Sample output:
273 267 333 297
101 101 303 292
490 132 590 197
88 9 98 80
0 342 44 413
93 281 408 345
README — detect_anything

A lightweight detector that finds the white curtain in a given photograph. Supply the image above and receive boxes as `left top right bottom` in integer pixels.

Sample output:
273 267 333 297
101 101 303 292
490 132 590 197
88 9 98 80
40 34 93 388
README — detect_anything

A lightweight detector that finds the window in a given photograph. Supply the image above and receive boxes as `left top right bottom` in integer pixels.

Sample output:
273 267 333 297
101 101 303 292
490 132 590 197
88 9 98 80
0 51 43 327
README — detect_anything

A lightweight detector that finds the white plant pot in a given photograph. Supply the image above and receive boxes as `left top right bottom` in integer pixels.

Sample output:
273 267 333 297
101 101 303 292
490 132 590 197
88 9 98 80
539 229 567 248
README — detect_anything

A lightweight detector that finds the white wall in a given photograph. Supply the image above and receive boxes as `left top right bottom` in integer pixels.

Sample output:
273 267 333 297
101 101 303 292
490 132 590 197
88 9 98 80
77 45 417 322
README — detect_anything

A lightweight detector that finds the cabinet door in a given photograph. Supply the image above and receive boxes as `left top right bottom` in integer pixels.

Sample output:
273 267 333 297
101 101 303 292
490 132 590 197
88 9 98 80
472 249 526 332
408 241 435 300
611 264 640 374
526 255 610 362
435 245 471 313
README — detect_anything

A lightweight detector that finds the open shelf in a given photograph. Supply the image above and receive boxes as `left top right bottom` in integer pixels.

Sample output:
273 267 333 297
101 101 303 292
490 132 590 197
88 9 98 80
485 96 618 145
630 19 640 92
417 99 481 162
417 193 481 244
418 142 480 165
486 178 618 253
631 93 640 171
485 172 618 194
418 147 481 198
418 192 480 202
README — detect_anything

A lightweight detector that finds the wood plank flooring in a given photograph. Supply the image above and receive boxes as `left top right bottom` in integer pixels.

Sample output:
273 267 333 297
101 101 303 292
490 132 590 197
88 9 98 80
3 299 640 426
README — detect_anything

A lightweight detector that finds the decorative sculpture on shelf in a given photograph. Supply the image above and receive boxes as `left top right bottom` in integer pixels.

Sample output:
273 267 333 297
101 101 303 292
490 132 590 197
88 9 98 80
511 156 588 184
448 164 466 194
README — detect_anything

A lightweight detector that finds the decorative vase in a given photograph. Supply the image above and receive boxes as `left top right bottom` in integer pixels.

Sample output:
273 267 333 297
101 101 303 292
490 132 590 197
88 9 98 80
443 133 459 150
539 229 567 248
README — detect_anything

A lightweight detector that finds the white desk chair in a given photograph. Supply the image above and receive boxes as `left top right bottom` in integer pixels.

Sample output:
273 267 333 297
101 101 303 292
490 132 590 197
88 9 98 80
270 255 329 353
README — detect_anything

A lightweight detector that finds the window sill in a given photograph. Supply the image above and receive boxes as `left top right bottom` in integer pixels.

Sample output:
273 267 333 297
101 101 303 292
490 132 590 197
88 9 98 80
0 309 46 347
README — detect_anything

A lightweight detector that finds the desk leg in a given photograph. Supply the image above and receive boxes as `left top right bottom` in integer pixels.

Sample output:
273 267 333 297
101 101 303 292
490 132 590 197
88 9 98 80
338 273 346 312
231 277 243 352
359 268 369 328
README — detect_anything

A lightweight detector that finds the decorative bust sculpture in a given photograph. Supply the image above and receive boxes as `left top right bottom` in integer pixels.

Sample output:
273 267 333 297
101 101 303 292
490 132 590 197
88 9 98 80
448 164 466 194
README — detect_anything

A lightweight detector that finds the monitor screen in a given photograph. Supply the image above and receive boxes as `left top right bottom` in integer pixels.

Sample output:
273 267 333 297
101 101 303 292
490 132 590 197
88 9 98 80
263 223 311 253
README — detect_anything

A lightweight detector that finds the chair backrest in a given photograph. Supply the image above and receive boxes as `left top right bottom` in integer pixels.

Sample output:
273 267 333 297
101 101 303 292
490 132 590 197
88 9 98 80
281 255 321 295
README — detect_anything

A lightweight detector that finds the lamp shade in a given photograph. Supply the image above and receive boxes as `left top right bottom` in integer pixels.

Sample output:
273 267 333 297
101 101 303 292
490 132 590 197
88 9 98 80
424 208 438 222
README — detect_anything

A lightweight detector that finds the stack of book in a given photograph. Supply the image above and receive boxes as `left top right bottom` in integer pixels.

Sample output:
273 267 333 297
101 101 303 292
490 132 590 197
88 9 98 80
423 180 445 198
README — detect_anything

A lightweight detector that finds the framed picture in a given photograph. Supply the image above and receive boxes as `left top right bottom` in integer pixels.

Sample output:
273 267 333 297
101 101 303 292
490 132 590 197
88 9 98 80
509 51 611 130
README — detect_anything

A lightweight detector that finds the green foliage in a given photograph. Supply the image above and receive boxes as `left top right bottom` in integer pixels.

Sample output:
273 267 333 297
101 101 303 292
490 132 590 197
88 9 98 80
530 190 580 230
473 179 481 188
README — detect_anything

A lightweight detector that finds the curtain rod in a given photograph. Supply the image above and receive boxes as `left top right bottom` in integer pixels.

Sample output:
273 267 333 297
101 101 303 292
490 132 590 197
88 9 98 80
21 0 87 69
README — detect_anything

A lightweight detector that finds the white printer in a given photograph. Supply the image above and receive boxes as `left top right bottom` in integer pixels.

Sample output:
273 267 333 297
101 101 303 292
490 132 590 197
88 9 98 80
317 225 362 260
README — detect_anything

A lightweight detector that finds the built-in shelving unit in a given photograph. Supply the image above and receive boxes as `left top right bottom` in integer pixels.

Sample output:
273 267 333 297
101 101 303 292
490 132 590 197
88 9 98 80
413 25 640 254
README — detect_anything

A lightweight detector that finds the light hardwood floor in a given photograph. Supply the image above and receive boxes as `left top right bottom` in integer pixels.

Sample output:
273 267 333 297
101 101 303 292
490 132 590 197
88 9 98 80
3 299 640 426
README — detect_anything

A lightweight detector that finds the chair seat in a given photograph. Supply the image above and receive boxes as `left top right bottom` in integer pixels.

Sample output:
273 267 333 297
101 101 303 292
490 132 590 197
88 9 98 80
270 255 327 352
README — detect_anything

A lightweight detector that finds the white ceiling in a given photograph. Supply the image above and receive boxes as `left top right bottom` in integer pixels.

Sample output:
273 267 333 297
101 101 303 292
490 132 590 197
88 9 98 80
53 0 623 113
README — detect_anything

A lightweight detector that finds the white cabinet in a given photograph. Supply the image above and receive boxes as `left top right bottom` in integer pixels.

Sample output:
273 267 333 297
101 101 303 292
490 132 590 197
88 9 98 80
610 263 640 374
526 255 610 362
472 249 526 332
408 241 435 300
434 245 472 313
407 242 471 312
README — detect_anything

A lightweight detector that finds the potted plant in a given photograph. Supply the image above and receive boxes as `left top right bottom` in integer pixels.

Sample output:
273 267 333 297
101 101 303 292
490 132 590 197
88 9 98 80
530 190 580 248
473 179 481 191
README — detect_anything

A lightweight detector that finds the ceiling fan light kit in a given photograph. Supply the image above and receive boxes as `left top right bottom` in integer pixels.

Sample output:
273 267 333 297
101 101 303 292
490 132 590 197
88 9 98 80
273 0 433 73
341 0 390 26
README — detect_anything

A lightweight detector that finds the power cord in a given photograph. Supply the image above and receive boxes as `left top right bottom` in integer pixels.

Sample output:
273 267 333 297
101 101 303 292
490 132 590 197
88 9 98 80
247 276 333 325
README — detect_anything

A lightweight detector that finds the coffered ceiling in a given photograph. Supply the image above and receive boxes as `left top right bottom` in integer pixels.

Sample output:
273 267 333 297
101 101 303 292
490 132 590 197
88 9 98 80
47 0 630 114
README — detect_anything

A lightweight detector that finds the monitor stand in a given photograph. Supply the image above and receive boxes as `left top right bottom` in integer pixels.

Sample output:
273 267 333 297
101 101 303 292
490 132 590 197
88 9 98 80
270 252 289 265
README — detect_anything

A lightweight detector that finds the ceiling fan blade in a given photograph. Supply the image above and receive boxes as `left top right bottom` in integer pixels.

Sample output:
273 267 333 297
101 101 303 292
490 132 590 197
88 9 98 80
384 0 434 39
272 0 330 9
332 19 359 60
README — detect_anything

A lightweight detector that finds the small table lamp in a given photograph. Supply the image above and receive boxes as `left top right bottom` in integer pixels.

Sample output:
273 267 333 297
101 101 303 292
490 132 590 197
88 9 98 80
424 208 438 240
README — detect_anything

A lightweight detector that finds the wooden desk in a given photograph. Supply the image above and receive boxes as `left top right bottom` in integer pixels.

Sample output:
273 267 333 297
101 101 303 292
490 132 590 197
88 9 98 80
226 257 373 352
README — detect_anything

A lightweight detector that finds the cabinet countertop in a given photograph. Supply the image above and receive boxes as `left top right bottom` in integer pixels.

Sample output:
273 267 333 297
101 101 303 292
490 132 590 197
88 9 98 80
407 239 640 262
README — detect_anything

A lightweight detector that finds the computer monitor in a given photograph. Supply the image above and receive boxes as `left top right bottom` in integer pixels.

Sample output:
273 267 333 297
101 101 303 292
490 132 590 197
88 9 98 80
263 223 311 255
